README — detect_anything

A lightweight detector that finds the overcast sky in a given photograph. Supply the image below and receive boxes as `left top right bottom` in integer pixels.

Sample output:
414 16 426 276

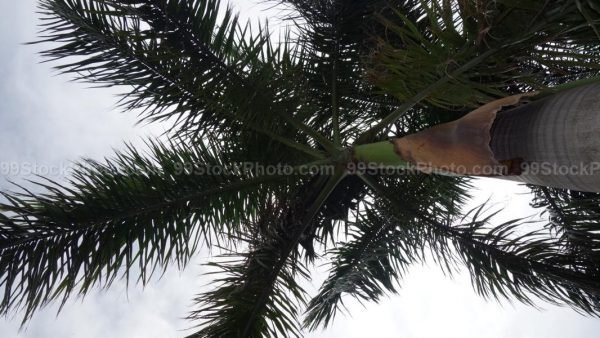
1 1 600 337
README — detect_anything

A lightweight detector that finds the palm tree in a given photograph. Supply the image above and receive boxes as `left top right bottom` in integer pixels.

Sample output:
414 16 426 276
1 0 600 336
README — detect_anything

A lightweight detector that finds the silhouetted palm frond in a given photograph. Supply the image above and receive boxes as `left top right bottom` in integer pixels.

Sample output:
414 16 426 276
0 139 290 321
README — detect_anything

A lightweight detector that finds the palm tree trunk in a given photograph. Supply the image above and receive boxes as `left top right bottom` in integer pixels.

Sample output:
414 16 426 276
491 83 600 192
354 83 600 192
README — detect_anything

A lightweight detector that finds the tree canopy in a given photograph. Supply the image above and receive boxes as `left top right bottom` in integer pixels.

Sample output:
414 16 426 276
1 1 600 337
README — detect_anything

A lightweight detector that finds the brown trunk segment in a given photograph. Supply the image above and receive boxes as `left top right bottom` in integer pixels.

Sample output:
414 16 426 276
392 92 537 176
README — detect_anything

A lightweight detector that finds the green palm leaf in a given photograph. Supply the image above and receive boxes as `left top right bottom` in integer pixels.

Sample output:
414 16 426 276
362 175 600 319
0 140 288 321
36 0 332 153
305 174 469 330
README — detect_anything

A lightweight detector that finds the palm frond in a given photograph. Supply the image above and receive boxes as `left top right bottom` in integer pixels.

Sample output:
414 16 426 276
362 0 600 139
0 140 287 322
529 186 600 275
305 174 469 330
36 0 334 153
36 0 239 133
441 210 600 315
363 176 600 318
264 0 409 144
188 170 346 337
188 199 308 338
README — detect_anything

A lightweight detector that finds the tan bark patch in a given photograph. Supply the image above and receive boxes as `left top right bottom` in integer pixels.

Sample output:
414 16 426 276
393 92 537 176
